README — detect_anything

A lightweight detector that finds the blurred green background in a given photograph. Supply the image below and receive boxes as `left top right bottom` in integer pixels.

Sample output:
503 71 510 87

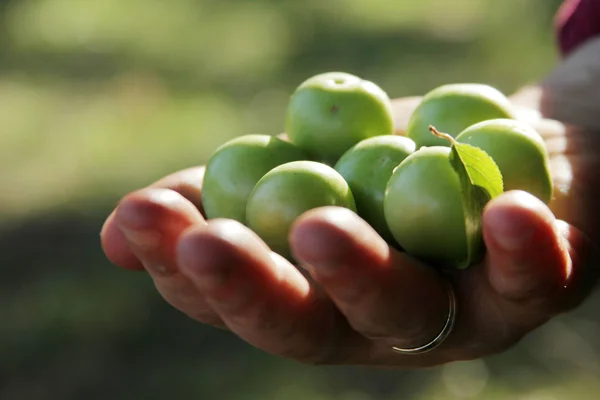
2 0 600 399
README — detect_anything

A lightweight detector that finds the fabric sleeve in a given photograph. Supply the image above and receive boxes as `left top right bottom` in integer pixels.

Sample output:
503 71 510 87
555 0 600 57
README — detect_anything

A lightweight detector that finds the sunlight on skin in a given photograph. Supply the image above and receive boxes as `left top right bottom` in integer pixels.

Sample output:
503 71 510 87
100 37 600 370
100 82 600 370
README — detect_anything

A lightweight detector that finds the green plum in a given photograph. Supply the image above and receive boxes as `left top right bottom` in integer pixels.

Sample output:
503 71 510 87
384 146 467 267
406 83 516 148
456 118 553 203
334 135 416 243
246 160 356 259
284 72 395 164
202 134 306 223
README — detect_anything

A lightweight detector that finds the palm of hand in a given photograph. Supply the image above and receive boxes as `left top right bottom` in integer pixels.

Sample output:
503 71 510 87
100 91 600 369
545 120 600 245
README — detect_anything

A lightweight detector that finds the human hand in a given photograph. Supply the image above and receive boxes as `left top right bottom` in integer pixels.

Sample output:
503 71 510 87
101 64 600 368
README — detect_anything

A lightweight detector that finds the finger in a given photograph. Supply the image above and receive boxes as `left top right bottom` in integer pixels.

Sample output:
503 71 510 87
507 85 546 124
554 220 600 312
149 166 206 215
114 188 224 326
176 219 367 364
101 166 206 271
483 190 571 310
441 193 600 360
390 96 422 135
100 211 145 271
289 206 450 350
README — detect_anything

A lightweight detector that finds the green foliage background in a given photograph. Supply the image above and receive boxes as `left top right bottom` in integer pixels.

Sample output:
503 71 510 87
2 0 600 399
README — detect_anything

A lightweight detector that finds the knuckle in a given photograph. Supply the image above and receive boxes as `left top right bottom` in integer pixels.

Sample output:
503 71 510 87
151 167 205 211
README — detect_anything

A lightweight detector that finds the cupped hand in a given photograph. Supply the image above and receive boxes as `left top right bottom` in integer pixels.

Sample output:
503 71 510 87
100 90 600 369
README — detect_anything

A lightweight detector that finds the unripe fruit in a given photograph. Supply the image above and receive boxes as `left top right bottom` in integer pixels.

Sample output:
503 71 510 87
407 83 515 148
455 118 553 203
334 135 416 243
202 134 306 223
285 72 395 164
384 146 467 266
246 160 356 259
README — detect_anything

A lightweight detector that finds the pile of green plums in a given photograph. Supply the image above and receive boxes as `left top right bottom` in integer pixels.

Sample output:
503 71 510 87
201 71 553 267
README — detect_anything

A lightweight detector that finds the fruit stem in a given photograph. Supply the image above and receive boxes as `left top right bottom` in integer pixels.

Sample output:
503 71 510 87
429 125 457 145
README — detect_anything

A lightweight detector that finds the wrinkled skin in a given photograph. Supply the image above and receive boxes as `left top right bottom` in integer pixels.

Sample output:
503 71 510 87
101 39 600 368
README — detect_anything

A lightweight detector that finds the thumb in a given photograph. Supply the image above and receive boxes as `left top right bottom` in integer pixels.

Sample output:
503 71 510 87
482 190 571 308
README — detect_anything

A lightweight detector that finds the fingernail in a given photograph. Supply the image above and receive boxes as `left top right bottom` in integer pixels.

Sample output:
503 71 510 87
120 228 162 250
490 216 535 252
296 260 317 275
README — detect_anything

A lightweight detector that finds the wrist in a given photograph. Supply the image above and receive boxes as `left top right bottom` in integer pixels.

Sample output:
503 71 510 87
540 36 600 130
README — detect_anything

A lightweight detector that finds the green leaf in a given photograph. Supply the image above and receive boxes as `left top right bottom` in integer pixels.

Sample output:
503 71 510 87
429 126 504 269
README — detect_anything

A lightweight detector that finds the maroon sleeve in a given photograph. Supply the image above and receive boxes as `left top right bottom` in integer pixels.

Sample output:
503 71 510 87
556 0 600 57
